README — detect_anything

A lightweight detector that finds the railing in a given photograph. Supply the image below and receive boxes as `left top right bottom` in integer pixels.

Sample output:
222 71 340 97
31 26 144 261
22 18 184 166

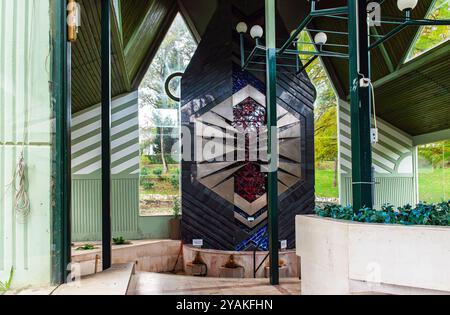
252 232 269 278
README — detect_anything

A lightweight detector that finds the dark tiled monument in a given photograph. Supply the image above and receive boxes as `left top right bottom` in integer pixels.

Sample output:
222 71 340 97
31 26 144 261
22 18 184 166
181 0 316 251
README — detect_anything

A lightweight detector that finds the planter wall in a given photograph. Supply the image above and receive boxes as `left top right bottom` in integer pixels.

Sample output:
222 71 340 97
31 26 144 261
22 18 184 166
296 215 450 295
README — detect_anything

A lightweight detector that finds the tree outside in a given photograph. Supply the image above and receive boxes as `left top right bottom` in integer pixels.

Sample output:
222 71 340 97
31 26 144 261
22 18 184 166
418 141 449 203
139 14 197 216
412 1 449 203
407 0 450 61
299 32 339 199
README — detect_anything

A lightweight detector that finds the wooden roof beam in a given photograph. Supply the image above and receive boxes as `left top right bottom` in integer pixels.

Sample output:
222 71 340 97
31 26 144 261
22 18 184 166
111 0 131 91
374 42 450 89
130 1 178 89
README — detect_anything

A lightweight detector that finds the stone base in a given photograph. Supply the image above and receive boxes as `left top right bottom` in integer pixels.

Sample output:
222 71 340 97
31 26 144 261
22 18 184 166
264 266 289 279
186 263 208 277
183 245 299 278
219 266 245 278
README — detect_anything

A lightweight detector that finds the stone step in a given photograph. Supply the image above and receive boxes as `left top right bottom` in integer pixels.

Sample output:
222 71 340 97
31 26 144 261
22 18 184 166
52 263 136 295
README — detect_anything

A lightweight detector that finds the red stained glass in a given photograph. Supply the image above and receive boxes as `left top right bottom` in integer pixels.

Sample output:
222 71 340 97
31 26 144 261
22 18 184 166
233 97 267 203
235 163 267 203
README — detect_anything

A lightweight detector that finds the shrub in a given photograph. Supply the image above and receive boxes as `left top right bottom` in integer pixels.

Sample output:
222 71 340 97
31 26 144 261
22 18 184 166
143 155 178 165
152 167 163 178
315 201 450 226
140 170 155 191
113 237 131 246
141 180 155 191
76 244 96 251
173 197 181 219
171 169 180 189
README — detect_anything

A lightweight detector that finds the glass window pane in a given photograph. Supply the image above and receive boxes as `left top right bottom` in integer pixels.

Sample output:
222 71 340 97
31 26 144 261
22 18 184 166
298 32 339 202
418 140 449 203
139 14 197 216
406 0 450 62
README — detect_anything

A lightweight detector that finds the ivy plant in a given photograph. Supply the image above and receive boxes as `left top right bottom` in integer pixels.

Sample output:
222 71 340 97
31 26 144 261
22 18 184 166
315 201 450 226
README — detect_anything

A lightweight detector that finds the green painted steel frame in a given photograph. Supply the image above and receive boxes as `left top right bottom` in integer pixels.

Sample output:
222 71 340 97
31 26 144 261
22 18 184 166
279 0 348 54
101 0 113 271
253 0 450 212
265 0 279 286
348 0 374 210
51 0 72 285
370 17 450 49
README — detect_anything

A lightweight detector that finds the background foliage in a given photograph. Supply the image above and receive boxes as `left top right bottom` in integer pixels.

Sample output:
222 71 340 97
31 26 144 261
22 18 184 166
408 0 450 60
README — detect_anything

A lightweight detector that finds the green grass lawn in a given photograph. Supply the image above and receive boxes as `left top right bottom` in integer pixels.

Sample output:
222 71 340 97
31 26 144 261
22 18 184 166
419 168 449 203
315 169 339 199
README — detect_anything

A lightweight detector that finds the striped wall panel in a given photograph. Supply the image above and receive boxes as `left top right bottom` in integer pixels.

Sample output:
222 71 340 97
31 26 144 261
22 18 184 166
0 0 53 288
71 91 140 176
338 99 419 207
341 177 417 208
71 91 142 241
72 178 140 241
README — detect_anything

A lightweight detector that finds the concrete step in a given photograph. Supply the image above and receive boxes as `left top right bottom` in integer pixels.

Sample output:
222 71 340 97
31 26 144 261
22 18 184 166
52 263 136 295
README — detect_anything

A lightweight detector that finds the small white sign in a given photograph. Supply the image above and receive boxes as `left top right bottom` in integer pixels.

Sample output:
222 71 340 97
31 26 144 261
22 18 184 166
280 240 288 250
248 217 255 222
371 128 379 144
193 239 203 247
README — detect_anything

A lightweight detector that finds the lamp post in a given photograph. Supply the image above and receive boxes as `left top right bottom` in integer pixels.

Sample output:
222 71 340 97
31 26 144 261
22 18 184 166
236 22 248 67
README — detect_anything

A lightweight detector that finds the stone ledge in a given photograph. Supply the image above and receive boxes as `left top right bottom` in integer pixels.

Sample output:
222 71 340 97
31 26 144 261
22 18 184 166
52 263 135 296
296 215 450 295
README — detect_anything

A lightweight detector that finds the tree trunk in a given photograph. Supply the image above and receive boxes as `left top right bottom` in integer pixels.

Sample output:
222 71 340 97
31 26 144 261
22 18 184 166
160 126 168 173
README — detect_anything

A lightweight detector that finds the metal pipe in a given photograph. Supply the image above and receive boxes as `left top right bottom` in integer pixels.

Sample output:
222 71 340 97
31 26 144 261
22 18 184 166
297 55 319 74
240 33 245 68
279 15 313 54
243 45 264 70
369 23 408 49
310 6 349 17
280 5 349 53
249 60 303 69
281 48 349 59
295 41 349 48
305 28 349 36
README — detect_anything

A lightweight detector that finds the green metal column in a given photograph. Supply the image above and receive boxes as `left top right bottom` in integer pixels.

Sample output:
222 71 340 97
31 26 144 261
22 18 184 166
348 0 374 210
265 0 279 286
51 0 72 285
101 0 112 270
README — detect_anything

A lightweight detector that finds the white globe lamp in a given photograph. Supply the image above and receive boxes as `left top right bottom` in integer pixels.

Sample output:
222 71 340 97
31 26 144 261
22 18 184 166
236 22 248 34
250 25 264 39
314 32 328 45
397 0 418 11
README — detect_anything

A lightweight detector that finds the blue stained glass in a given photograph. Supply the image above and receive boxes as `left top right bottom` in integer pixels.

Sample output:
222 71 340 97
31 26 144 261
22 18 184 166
232 64 266 94
235 225 269 251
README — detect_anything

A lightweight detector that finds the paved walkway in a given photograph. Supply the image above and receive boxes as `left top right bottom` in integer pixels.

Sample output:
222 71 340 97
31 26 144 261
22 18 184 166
135 272 301 295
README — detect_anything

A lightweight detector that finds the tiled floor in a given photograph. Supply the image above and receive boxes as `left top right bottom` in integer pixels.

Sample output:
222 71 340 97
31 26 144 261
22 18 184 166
135 272 301 295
